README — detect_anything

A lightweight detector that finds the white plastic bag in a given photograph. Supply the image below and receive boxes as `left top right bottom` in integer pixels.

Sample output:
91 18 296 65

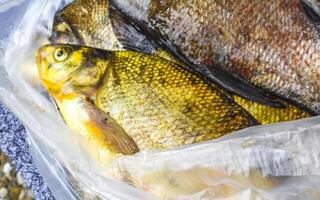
1 0 320 199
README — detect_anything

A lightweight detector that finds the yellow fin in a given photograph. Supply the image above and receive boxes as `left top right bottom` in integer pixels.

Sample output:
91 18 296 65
56 96 139 155
84 103 139 155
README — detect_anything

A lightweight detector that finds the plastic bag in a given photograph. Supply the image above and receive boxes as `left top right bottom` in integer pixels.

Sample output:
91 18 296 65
0 0 320 199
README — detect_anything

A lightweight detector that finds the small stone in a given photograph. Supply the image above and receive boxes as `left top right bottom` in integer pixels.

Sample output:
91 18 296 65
18 190 26 200
16 173 25 186
10 187 20 200
2 163 12 177
0 187 8 198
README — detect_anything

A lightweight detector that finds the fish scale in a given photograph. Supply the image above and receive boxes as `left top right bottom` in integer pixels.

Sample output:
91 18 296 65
96 51 254 150
112 0 320 113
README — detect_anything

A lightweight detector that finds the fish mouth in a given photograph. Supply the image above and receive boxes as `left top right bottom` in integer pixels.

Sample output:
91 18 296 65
50 30 75 44
35 49 46 77
50 15 82 45
35 50 42 66
35 49 46 83
50 30 82 46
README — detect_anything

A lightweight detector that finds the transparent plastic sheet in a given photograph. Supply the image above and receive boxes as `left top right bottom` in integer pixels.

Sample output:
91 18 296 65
0 0 320 199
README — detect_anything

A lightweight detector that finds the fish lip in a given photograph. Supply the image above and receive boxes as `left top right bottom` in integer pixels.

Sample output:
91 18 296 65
35 49 44 80
35 50 42 67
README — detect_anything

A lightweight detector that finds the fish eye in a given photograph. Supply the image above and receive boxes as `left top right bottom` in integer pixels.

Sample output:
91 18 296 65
53 47 70 62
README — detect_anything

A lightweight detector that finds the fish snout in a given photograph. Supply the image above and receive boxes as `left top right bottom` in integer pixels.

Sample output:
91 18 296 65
35 49 42 66
50 31 74 44
35 45 52 78
35 48 47 76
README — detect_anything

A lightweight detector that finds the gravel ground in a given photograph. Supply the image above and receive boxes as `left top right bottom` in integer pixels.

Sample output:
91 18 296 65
0 152 34 200
0 103 54 199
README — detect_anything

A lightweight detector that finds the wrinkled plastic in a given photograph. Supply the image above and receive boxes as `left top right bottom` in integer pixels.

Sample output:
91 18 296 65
0 0 320 199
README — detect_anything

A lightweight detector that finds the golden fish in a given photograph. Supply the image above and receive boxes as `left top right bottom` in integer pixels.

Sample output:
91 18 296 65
36 44 258 157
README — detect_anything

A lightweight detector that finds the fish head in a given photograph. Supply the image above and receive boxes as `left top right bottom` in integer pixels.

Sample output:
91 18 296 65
50 0 118 50
36 44 90 94
50 14 81 45
36 44 112 95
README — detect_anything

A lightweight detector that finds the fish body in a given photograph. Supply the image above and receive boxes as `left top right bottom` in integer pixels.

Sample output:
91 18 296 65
36 44 256 153
95 50 256 149
111 0 320 114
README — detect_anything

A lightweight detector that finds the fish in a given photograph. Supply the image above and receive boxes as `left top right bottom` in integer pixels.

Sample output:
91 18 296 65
36 44 257 156
50 0 312 124
110 0 320 114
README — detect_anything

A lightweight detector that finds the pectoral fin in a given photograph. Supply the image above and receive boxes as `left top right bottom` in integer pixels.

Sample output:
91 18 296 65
56 96 139 155
84 102 139 155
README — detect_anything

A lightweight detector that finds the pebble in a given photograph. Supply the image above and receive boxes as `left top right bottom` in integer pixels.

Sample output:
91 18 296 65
18 190 26 200
16 173 25 186
0 187 8 198
3 163 12 177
